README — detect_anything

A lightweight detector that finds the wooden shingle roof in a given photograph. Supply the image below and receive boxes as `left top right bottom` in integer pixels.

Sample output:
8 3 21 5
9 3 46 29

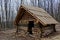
14 5 58 26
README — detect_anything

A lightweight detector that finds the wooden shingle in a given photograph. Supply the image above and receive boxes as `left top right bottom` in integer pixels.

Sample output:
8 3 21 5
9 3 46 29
14 4 58 26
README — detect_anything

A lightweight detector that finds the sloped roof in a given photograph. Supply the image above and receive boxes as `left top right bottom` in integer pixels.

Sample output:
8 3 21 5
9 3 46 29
14 5 58 26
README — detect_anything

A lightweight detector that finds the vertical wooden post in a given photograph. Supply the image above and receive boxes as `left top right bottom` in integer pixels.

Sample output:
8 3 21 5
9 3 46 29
39 23 43 38
40 26 43 38
16 26 18 34
16 24 19 34
52 24 56 32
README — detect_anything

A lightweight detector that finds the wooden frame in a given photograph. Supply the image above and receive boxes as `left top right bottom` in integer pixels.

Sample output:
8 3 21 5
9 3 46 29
14 5 58 37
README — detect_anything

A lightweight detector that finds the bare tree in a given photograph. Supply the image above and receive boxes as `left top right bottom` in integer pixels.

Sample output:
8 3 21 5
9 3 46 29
4 0 9 29
21 0 23 4
58 3 60 21
0 15 1 24
50 0 53 17
44 0 46 10
1 0 5 29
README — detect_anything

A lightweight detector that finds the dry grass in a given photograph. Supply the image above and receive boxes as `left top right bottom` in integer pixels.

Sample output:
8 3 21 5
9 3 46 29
0 24 60 40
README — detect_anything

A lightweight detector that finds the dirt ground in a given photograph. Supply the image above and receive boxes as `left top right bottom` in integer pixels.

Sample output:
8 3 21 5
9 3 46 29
0 24 60 40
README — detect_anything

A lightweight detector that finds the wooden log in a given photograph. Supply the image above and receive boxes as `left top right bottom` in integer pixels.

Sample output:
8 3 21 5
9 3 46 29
39 23 43 38
15 24 19 34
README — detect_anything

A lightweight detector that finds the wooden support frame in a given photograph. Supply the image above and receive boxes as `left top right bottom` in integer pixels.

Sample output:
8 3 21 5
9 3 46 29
15 24 19 34
39 23 43 38
14 5 58 38
15 9 26 34
40 26 43 38
52 24 56 32
39 23 56 38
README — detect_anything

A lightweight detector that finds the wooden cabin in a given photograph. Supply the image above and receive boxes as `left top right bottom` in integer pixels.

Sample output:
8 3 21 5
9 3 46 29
14 5 58 37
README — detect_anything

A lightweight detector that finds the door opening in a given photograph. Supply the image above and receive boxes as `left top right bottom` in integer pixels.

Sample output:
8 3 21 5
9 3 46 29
28 21 34 34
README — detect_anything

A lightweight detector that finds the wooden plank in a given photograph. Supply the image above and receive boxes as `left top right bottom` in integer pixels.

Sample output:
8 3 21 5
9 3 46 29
29 10 52 18
14 8 25 25
28 10 58 25
21 11 35 20
22 5 46 13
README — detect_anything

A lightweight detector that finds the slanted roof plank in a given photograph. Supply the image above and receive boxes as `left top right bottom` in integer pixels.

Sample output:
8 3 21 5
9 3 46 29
14 5 58 26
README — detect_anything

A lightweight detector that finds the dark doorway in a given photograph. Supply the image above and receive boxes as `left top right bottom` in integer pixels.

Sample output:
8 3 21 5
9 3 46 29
28 21 34 34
